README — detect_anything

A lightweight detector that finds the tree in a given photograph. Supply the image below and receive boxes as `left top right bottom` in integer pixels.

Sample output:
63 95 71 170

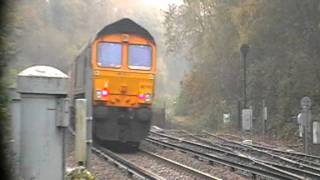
164 0 320 137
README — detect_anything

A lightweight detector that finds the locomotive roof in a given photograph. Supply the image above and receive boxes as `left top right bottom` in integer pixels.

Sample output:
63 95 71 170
96 18 155 44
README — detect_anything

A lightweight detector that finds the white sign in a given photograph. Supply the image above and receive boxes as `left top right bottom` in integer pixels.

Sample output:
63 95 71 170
297 113 303 137
242 109 252 131
313 121 320 144
263 107 267 121
301 96 312 109
223 113 231 123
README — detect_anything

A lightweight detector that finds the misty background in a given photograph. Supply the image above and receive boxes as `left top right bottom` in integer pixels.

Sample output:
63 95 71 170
4 0 188 100
3 0 320 140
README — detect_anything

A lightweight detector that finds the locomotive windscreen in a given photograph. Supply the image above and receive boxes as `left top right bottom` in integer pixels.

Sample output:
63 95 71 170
128 45 152 70
98 42 122 68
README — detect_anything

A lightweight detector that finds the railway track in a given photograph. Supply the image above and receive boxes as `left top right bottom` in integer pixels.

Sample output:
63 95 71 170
159 129 320 170
92 146 163 180
140 150 222 180
70 128 221 179
68 127 159 179
122 149 221 180
93 144 223 179
149 130 320 179
190 131 320 178
204 131 320 167
69 126 320 179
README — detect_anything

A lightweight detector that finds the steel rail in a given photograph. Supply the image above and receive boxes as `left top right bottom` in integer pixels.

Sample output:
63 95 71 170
222 142 320 167
205 131 320 162
68 128 163 180
204 131 320 168
186 132 320 176
249 143 320 162
256 158 320 179
92 146 165 180
219 141 320 171
181 130 320 167
140 149 222 180
146 136 304 180
151 130 320 179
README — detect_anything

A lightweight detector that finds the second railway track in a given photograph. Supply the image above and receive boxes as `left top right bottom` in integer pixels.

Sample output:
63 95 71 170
149 129 320 179
204 131 320 166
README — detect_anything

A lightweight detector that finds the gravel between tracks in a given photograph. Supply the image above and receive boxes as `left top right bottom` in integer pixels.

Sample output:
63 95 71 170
65 129 247 179
65 131 132 180
140 141 247 180
120 151 195 179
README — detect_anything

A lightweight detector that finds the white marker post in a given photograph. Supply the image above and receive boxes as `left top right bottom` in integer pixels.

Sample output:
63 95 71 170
301 97 312 154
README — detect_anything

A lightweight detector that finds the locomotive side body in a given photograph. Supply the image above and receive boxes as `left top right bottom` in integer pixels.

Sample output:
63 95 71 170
69 19 156 147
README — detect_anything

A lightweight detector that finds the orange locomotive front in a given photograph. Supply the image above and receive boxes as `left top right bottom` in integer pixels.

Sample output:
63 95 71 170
92 34 156 108
69 18 157 149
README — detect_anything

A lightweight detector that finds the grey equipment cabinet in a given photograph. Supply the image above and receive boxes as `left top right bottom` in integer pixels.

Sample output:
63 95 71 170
16 65 69 180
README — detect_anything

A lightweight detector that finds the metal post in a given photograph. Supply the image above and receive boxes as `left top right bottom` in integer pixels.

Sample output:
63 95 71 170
240 44 249 109
262 100 267 138
313 121 320 144
9 89 21 179
238 100 241 130
301 97 312 154
243 55 247 108
85 49 93 169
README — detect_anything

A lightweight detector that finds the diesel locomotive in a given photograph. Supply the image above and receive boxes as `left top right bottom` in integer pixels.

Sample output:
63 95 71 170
69 18 156 148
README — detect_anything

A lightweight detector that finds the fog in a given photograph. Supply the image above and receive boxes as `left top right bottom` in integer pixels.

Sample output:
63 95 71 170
6 0 187 98
7 0 319 138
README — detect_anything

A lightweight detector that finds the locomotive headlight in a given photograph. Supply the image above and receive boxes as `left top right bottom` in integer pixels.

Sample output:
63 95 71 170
96 88 109 99
96 90 102 98
101 88 109 97
138 93 145 100
144 93 152 102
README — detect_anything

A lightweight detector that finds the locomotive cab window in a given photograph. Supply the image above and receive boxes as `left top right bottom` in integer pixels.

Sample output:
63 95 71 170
128 45 152 70
98 42 122 68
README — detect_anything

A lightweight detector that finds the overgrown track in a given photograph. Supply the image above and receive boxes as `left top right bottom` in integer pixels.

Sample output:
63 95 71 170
149 130 319 180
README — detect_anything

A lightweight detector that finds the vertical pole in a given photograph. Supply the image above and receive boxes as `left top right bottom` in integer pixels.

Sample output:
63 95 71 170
305 109 312 154
62 127 66 180
301 97 312 154
85 48 93 169
243 54 247 109
262 100 265 138
262 100 266 138
240 44 249 136
86 115 93 169
303 109 310 154
9 89 21 179
238 100 241 131
75 99 87 165
163 101 167 128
